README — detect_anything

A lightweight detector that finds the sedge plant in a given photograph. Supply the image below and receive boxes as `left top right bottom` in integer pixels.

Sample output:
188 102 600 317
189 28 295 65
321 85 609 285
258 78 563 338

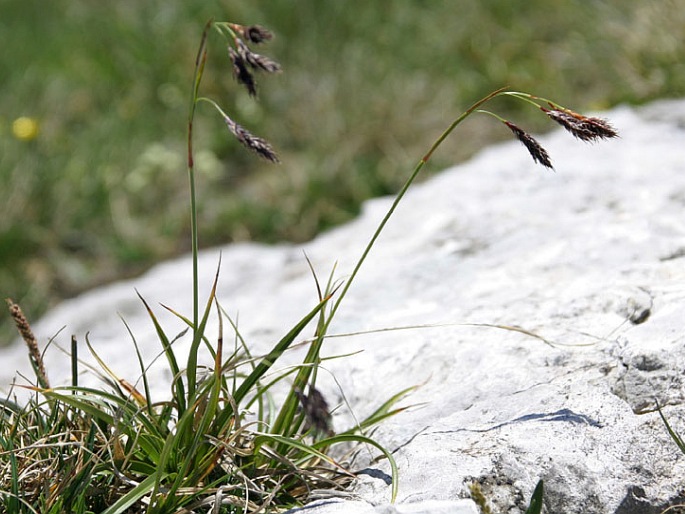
1 15 616 514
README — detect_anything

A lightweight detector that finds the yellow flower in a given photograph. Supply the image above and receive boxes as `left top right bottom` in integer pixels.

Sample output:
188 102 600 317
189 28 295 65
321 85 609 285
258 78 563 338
12 117 40 141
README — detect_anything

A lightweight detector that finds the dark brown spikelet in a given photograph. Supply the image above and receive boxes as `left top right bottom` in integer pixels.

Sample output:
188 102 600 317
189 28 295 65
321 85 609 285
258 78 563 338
229 23 274 44
235 38 281 73
223 114 279 163
504 121 553 169
228 46 257 97
243 25 274 44
543 107 618 142
295 385 334 437
6 298 50 389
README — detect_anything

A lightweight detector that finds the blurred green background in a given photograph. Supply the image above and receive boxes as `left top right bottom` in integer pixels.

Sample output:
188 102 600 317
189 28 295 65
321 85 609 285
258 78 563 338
1 0 684 343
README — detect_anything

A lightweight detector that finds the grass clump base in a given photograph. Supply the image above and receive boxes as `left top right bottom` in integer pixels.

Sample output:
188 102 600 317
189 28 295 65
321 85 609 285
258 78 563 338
1 13 617 514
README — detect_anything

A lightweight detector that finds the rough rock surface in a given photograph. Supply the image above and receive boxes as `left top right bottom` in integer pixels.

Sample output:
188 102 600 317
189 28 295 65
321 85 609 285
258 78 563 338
3 99 685 513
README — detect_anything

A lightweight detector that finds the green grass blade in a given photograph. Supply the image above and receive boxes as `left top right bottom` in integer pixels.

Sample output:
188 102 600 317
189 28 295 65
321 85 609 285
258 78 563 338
214 294 332 433
101 473 162 514
313 433 400 503
220 306 263 416
137 290 187 413
119 316 153 413
186 258 220 401
70 335 78 391
232 296 331 405
307 260 339 390
161 304 217 361
42 387 164 442
657 403 685 454
347 385 419 434
2 433 20 514
270 280 342 441
203 299 224 437
525 479 544 514
253 433 352 475
42 390 115 427
159 401 211 500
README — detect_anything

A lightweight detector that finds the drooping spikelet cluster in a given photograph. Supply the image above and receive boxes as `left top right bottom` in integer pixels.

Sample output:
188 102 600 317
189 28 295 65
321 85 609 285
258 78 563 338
229 23 273 45
504 120 553 169
216 23 282 163
227 25 281 97
223 114 279 163
493 93 618 170
542 105 618 143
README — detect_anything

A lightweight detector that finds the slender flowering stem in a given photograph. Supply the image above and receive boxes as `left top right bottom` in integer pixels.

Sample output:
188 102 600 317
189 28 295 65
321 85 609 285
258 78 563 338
186 18 213 400
185 19 280 402
319 85 616 337
323 87 509 334
213 22 238 39
501 91 544 109
422 87 508 164
276 90 517 439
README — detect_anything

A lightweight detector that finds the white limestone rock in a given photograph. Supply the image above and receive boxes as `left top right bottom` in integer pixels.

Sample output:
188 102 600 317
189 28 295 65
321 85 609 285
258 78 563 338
4 99 685 513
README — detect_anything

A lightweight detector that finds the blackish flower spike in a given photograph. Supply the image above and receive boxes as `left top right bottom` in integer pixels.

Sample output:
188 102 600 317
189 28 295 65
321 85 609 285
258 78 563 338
223 114 279 163
543 107 618 142
235 38 281 73
228 46 257 96
295 386 334 437
504 121 553 169
244 25 274 44
229 23 274 44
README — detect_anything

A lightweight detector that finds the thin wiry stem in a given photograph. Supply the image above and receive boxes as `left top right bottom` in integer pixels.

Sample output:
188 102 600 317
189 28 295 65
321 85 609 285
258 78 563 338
323 87 509 331
421 87 508 164
186 18 213 400
279 90 514 430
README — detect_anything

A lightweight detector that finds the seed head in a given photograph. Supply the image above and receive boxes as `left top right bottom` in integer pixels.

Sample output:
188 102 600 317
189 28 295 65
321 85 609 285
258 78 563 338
543 107 618 142
504 121 553 169
230 23 274 44
228 46 257 97
6 298 50 389
295 385 334 437
236 38 281 73
223 114 279 163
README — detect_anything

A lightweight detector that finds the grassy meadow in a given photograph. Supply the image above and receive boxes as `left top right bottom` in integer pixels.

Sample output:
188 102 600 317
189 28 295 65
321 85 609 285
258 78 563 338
2 0 684 342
